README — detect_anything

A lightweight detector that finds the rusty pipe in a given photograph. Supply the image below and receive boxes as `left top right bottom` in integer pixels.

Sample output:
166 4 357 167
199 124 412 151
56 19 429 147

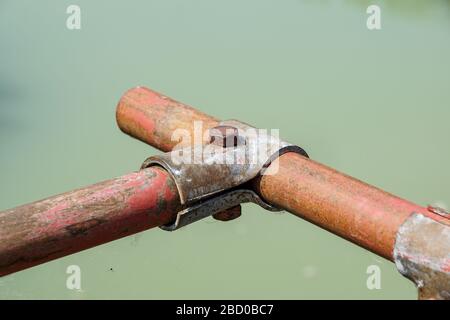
116 86 449 261
0 167 181 277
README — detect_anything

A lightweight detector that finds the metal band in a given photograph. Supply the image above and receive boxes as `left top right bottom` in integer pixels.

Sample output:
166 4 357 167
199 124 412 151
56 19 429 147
394 213 450 300
159 189 280 231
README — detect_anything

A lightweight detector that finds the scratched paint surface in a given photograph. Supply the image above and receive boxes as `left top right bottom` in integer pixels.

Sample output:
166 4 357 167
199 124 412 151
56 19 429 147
1 0 450 299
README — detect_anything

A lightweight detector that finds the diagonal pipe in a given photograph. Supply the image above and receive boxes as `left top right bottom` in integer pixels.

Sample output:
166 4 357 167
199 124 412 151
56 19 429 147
0 167 181 276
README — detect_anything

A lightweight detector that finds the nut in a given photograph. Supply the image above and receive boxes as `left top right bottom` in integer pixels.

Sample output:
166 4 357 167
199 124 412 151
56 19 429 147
209 125 245 148
212 205 242 221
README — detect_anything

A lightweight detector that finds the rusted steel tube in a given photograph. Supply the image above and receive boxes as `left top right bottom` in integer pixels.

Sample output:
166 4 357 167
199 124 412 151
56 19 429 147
116 86 443 261
116 86 219 152
0 167 180 277
255 154 431 260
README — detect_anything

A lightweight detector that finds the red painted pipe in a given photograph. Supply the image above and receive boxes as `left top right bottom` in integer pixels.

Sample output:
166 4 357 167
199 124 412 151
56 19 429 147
0 167 180 276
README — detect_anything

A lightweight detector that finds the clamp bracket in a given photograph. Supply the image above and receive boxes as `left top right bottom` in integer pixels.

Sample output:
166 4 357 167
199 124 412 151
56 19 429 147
141 119 308 231
394 212 450 300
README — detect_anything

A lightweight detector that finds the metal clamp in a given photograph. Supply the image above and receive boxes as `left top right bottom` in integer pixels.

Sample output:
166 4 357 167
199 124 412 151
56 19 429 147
394 213 450 300
141 119 309 231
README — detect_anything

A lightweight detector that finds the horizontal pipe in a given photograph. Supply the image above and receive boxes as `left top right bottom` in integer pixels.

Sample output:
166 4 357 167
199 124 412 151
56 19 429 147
116 86 446 260
0 167 181 276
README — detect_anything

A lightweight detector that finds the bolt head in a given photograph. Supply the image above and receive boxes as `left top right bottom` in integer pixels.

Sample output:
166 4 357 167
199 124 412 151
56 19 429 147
209 125 244 148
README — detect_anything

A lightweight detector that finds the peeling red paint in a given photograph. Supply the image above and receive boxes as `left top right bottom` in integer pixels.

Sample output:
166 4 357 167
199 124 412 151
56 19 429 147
0 167 180 276
442 259 450 273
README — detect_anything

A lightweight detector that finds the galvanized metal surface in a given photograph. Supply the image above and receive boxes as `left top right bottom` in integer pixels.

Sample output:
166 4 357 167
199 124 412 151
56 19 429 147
427 205 450 218
394 213 450 300
141 119 307 206
0 167 181 276
159 189 279 231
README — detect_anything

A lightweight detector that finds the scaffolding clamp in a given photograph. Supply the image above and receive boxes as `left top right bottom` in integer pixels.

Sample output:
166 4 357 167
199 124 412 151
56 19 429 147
141 119 308 231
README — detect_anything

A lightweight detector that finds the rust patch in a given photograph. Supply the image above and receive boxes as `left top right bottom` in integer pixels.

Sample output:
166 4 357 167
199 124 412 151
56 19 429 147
66 218 106 236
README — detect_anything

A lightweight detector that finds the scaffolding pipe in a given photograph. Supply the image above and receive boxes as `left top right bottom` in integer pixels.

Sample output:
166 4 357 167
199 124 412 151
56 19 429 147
0 167 181 276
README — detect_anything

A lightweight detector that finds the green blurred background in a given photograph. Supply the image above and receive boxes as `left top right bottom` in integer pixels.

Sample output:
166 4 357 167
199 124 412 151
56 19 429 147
1 0 449 299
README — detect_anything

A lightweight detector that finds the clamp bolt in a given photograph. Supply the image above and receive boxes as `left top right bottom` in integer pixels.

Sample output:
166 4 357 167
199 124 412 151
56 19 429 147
213 205 242 221
209 125 245 148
